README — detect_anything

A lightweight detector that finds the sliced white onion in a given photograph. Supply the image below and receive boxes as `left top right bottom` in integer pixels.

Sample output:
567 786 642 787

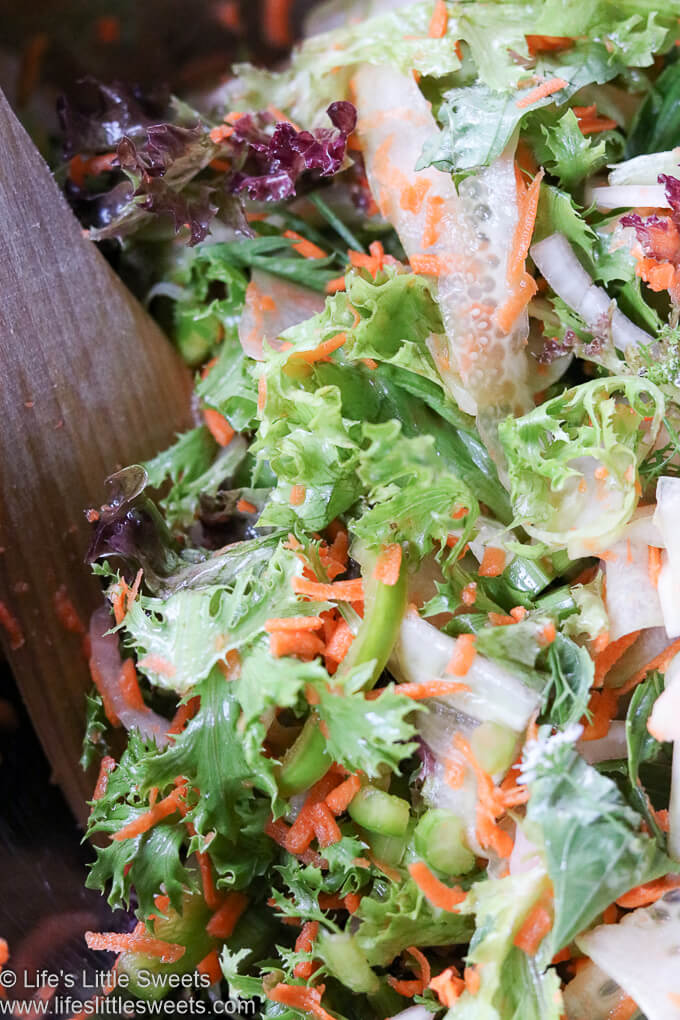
238 270 326 360
578 899 680 1020
90 606 170 747
654 477 680 638
530 233 653 351
577 720 627 764
591 184 670 209
387 1008 434 1020
608 148 680 186
604 538 664 641
509 824 542 875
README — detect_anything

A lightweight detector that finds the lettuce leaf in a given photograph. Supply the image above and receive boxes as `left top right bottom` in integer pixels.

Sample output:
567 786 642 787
498 377 664 549
452 869 561 1020
524 729 673 950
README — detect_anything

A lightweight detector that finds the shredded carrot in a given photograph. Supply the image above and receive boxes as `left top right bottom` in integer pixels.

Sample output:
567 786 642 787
168 695 200 736
464 966 480 995
459 582 477 607
454 734 515 858
620 636 680 694
408 861 466 912
580 687 618 742
93 756 116 801
400 178 431 214
112 786 185 841
391 679 470 700
516 77 568 109
573 105 618 135
648 545 663 588
293 921 319 979
488 612 516 626
325 275 346 294
0 600 24 651
257 376 267 413
309 802 342 847
196 948 221 985
234 498 255 515
539 621 556 646
513 901 553 955
206 892 249 938
267 983 335 1020
325 774 361 815
374 543 402 586
203 408 235 447
422 194 445 249
85 930 185 963
267 104 302 130
616 873 680 909
269 630 325 660
119 659 147 713
507 168 545 285
526 34 572 54
289 332 347 364
286 486 305 508
324 619 354 664
429 966 465 1007
428 0 448 38
209 124 234 143
410 253 454 276
196 851 221 911
292 576 364 602
262 0 294 48
603 903 619 924
495 273 538 332
348 248 382 276
265 616 323 633
446 633 477 676
478 547 506 577
283 230 327 260
592 629 639 687
609 997 640 1020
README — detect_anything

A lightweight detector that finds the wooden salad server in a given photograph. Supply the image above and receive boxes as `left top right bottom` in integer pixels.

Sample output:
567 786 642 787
0 88 193 823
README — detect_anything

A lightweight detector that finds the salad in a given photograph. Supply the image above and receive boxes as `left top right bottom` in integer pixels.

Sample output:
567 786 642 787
49 0 680 1017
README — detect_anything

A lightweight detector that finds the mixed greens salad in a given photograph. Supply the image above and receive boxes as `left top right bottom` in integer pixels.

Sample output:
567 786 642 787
61 1 680 1017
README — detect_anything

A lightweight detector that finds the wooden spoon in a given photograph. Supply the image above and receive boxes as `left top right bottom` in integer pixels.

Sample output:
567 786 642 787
0 89 193 823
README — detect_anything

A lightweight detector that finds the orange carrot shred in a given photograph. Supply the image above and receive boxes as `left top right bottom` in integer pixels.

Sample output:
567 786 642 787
269 630 325 660
289 484 306 506
257 376 267 413
592 629 639 687
292 576 364 602
539 621 556 646
408 861 466 912
112 787 185 841
616 873 680 909
446 634 477 676
196 851 221 912
513 902 553 955
422 195 445 248
265 616 324 632
85 930 185 963
203 409 235 447
283 230 328 260
478 547 506 577
619 636 680 694
293 921 319 979
168 695 201 736
428 0 448 38
206 892 249 939
289 332 347 364
461 582 477 606
464 966 481 995
516 77 568 109
267 983 335 1020
325 774 361 815
324 618 354 664
196 948 222 985
526 34 572 55
429 966 465 1008
609 997 639 1020
390 679 470 700
580 687 618 742
325 275 346 294
648 545 663 588
93 756 116 801
236 498 257 514
373 543 402 586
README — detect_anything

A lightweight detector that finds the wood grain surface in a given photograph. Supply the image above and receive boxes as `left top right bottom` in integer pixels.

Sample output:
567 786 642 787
0 89 193 823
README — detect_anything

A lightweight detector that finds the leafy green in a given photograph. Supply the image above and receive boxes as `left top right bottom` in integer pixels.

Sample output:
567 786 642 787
453 869 561 1019
530 109 614 189
353 421 478 557
144 427 248 530
201 237 340 293
499 377 664 548
625 671 672 840
354 875 473 967
123 545 325 694
525 730 673 949
542 634 594 728
196 335 260 433
626 54 680 156
80 690 109 770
